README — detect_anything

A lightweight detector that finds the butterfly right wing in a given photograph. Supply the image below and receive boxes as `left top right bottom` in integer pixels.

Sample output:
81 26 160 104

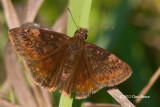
56 42 132 99
84 43 132 87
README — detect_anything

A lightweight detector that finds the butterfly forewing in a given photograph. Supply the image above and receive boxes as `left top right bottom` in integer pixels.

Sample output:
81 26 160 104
84 43 132 87
9 27 70 91
9 28 70 61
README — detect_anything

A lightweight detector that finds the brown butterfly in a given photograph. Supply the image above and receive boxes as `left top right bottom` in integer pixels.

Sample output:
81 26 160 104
8 24 132 99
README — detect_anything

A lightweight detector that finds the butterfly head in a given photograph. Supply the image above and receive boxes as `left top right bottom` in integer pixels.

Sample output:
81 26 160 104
74 28 88 40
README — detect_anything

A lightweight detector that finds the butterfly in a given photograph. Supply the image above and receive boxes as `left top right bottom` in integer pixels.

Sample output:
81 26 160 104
8 23 132 99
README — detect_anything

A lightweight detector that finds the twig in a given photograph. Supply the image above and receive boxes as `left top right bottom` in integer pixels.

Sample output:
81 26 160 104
83 102 121 107
0 98 22 107
23 0 44 23
135 67 160 103
105 87 135 107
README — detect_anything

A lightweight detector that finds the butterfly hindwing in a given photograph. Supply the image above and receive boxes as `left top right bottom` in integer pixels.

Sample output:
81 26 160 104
84 43 132 87
60 51 98 99
27 48 68 91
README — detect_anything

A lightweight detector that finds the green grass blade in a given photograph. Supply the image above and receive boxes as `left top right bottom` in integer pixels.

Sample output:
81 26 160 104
59 0 92 107
59 94 73 107
67 0 92 36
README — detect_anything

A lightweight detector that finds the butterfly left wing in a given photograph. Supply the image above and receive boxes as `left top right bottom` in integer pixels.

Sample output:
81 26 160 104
8 27 70 91
84 43 132 88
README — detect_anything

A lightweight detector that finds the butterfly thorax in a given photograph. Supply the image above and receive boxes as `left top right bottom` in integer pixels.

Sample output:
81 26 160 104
74 28 88 40
60 33 85 83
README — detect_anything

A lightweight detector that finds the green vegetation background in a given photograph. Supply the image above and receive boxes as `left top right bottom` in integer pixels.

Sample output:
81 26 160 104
0 0 160 107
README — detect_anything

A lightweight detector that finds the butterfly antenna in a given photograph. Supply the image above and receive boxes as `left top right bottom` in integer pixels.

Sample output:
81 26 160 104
89 26 115 33
105 26 115 30
66 8 79 29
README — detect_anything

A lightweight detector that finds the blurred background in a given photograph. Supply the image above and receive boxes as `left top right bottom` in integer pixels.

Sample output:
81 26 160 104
0 0 160 107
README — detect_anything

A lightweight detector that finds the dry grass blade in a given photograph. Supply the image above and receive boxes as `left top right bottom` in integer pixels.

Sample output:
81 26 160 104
26 73 44 107
25 70 52 107
1 0 20 28
105 87 135 107
23 0 44 23
2 0 38 106
9 87 15 103
41 89 52 107
83 102 121 107
0 98 22 107
22 0 53 106
0 77 11 98
135 67 160 103
53 11 68 33
24 9 68 107
22 7 68 106
32 87 44 107
4 43 37 107
1 0 68 106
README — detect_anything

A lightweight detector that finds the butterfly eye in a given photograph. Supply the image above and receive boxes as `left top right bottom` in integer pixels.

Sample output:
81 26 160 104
29 41 32 45
84 34 87 39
